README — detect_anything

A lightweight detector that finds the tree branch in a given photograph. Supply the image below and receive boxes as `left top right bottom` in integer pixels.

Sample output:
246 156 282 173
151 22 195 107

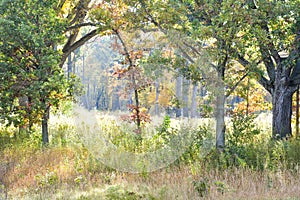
60 29 98 67
183 41 201 56
177 45 195 64
113 29 134 67
68 0 91 26
225 72 248 97
258 41 276 82
57 0 67 11
237 54 273 94
261 22 280 64
65 22 101 32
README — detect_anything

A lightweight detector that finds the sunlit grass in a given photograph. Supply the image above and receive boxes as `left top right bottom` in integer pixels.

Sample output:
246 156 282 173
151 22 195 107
1 107 300 199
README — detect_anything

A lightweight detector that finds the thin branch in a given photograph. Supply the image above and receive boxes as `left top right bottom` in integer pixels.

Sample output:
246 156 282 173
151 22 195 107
183 41 201 56
138 0 197 63
113 29 133 67
225 72 249 97
258 41 276 81
237 54 250 66
177 45 195 64
140 27 160 33
65 22 101 31
258 76 273 94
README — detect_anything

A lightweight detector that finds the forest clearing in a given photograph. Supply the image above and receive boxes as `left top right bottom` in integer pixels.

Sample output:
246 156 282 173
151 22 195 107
1 0 300 199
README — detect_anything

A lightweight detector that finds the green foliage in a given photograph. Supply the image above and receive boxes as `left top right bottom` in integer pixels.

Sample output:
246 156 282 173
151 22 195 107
214 180 228 194
35 170 59 189
0 181 7 200
0 0 75 132
100 116 181 154
180 124 214 163
228 111 260 146
156 115 174 141
1 111 300 199
141 49 173 79
193 178 228 197
193 178 210 197
104 185 145 200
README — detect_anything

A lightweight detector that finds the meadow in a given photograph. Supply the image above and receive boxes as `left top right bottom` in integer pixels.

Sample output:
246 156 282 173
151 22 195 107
0 108 300 200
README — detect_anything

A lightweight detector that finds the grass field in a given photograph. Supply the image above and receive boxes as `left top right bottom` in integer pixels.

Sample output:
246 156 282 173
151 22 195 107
0 109 300 200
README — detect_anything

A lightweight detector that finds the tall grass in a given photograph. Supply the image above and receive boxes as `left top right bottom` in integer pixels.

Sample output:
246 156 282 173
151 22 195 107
0 109 300 199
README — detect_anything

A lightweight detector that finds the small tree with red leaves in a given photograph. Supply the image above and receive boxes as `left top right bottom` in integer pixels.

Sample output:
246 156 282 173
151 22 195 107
112 30 152 132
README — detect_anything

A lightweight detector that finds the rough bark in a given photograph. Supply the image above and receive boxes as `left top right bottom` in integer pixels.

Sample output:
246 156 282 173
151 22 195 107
134 87 141 130
272 80 295 139
237 55 298 139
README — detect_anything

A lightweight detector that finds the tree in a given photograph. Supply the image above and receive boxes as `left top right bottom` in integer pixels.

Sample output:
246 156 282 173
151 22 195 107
0 0 119 144
57 0 107 67
135 0 300 143
231 0 300 138
0 0 74 144
132 0 249 150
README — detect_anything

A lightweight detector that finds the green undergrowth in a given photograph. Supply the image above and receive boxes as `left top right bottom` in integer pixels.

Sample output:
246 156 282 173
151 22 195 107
0 111 300 199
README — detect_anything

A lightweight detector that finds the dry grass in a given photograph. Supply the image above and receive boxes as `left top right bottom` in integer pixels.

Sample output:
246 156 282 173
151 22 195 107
109 166 300 200
1 147 300 200
1 111 299 199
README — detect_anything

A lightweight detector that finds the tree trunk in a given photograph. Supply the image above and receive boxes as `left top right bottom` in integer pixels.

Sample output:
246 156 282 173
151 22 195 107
112 86 120 111
272 85 294 139
215 65 226 151
182 78 190 117
18 96 28 134
175 75 182 117
296 86 299 137
154 81 160 116
215 88 226 150
95 88 103 110
191 83 198 118
134 88 141 130
132 73 141 131
67 54 72 80
42 106 50 145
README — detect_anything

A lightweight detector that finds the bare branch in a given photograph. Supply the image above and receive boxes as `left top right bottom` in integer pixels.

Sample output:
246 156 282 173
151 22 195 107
258 76 273 94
